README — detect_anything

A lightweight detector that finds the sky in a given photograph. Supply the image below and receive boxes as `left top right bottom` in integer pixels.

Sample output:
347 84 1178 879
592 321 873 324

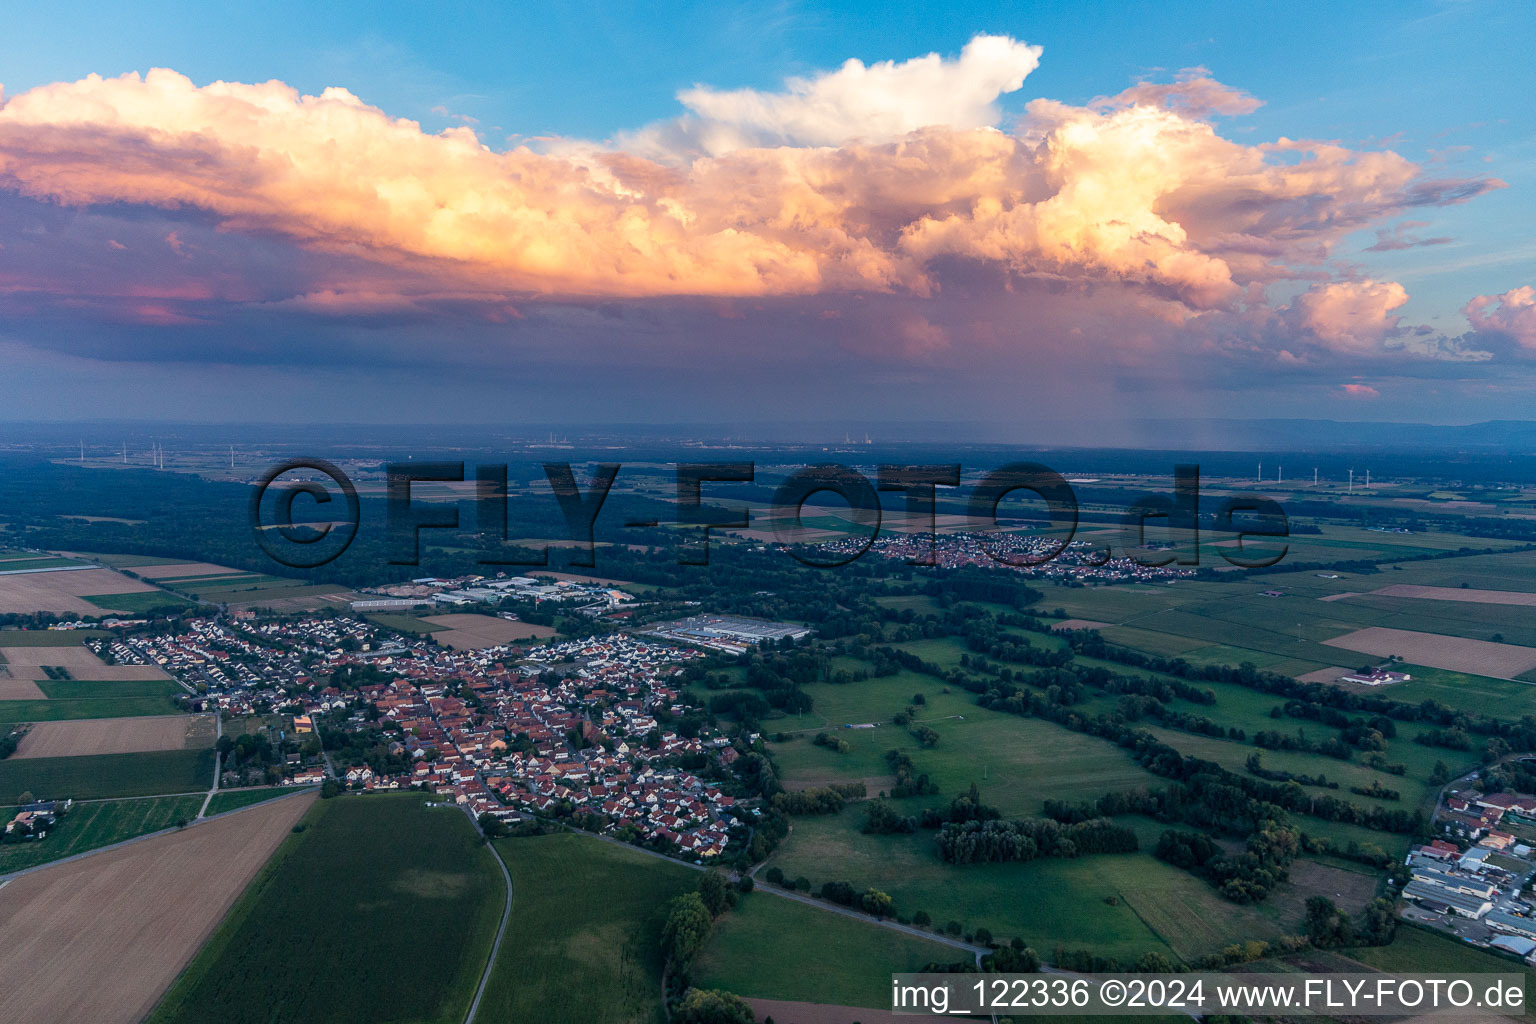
0 0 1532 433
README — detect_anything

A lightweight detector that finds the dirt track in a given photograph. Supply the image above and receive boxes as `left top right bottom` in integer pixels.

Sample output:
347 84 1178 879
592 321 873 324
0 791 314 1024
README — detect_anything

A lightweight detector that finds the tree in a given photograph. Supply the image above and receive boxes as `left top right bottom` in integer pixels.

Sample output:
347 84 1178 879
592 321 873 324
1303 895 1353 948
477 812 508 838
672 988 755 1024
860 888 893 918
912 909 932 927
661 892 713 970
698 871 737 917
320 779 341 799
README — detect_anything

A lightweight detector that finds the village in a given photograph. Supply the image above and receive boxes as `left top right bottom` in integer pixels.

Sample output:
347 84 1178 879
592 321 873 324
1400 776 1536 961
84 606 765 860
859 531 1201 584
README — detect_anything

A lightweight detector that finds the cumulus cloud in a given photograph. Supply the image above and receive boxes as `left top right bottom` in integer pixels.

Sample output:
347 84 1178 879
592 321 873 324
0 36 1509 374
1288 279 1409 352
1338 382 1381 399
626 33 1041 158
1465 286 1536 350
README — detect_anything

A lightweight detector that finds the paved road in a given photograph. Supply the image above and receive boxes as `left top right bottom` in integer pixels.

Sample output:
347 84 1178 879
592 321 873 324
430 804 515 1024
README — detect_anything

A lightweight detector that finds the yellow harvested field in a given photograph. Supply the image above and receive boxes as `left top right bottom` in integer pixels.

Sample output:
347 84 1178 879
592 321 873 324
1050 619 1113 631
422 613 558 650
131 561 242 579
13 715 206 758
1322 627 1536 680
0 792 315 1024
1317 592 1363 602
0 568 158 615
0 645 172 682
0 679 47 699
1368 583 1536 606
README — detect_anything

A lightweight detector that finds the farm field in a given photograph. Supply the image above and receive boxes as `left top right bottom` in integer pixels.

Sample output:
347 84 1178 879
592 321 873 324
0 792 315 1024
0 748 215 801
422 612 558 649
1322 626 1536 679
148 794 503 1024
481 832 699 1024
81 591 194 613
0 565 160 615
693 890 962 1009
0 678 45 699
130 561 246 578
0 794 203 874
0 629 109 646
364 611 447 634
13 714 207 758
204 787 302 815
0 642 173 680
0 695 187 723
35 677 183 699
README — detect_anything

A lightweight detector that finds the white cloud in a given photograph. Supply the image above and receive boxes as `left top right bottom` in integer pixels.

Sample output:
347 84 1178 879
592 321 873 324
623 33 1042 159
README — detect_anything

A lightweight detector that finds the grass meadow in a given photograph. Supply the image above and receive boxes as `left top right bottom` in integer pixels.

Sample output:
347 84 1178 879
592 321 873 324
693 889 961 1008
481 832 699 1024
0 794 203 874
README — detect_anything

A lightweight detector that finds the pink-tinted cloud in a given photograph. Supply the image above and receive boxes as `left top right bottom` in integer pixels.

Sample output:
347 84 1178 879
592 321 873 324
1465 286 1536 351
1288 279 1408 352
0 37 1513 389
1338 382 1381 399
0 49 1500 314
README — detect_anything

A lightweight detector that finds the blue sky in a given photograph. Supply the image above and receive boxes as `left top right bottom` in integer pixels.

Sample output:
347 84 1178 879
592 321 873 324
0 1 1532 427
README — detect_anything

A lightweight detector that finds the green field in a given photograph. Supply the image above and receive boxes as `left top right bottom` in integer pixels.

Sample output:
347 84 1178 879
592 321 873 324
761 808 1283 962
79 553 191 568
149 794 503 1024
0 794 203 874
1345 924 1535 1007
204 788 306 815
0 748 214 801
693 890 963 1008
0 695 184 721
0 556 84 571
82 591 196 613
35 678 183 699
0 629 110 645
768 670 1158 815
481 832 700 1024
